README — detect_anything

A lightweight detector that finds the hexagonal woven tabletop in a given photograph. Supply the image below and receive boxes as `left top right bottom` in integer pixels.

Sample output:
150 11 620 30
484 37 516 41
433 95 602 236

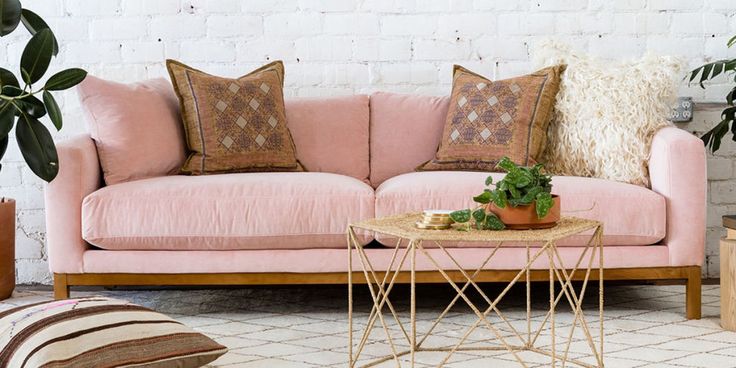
349 213 601 243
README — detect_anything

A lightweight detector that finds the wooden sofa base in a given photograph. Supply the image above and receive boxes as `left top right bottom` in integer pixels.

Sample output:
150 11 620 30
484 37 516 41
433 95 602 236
53 265 702 319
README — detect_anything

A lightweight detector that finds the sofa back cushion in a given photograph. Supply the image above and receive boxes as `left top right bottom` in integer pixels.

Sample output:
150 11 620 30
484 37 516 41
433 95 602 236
286 95 370 182
369 92 449 187
78 76 186 185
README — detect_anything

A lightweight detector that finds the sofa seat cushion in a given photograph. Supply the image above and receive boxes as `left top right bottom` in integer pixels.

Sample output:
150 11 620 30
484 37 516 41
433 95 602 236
82 173 374 250
375 172 666 247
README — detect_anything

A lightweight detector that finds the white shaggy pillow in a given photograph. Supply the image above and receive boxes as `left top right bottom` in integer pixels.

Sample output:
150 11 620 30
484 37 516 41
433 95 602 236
534 41 684 187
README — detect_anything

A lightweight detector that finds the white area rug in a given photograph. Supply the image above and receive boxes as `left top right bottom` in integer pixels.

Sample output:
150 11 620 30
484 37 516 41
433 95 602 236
1 284 729 367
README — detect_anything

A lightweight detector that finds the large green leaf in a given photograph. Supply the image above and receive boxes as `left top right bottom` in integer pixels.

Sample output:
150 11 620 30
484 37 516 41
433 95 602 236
45 68 87 91
535 192 554 219
450 209 471 223
16 113 58 182
472 190 491 204
472 208 486 230
0 101 14 138
0 134 7 157
0 135 8 171
20 28 54 84
0 0 21 36
483 212 505 230
16 94 46 118
43 90 61 130
0 67 18 89
20 8 58 55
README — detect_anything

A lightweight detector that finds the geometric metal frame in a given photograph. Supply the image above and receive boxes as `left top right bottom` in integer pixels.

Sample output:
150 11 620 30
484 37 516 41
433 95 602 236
348 216 604 368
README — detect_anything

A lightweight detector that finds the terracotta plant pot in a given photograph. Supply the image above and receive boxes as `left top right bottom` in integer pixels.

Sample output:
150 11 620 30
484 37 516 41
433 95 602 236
488 195 561 230
0 198 15 300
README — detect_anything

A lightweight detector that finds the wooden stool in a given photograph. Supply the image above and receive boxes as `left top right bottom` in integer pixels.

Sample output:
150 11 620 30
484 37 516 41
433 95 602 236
722 238 736 331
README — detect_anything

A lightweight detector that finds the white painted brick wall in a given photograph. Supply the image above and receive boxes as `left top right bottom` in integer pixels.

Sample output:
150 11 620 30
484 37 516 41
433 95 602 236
0 0 735 284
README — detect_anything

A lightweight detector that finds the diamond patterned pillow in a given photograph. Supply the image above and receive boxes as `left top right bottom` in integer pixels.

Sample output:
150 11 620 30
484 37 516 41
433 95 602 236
167 60 301 174
419 65 564 171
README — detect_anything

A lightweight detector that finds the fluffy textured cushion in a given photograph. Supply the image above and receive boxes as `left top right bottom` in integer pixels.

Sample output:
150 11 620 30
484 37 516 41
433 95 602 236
0 297 227 368
375 171 665 247
535 41 684 186
167 60 300 174
81 173 374 250
77 76 186 185
286 95 370 182
419 65 564 171
369 92 449 187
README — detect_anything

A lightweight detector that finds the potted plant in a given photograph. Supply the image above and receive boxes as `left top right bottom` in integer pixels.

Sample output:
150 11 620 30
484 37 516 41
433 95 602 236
687 34 735 152
0 0 87 299
450 157 559 230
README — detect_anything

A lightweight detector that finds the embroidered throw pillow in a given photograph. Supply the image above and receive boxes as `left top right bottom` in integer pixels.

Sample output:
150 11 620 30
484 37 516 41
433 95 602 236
534 41 684 186
0 297 227 367
419 65 564 172
167 60 301 174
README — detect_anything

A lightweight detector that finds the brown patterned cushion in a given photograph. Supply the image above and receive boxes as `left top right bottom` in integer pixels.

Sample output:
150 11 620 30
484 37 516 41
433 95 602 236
167 60 301 174
419 65 564 171
0 297 227 368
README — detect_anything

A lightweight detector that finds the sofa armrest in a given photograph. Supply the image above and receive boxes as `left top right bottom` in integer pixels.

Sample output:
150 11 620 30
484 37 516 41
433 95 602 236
44 134 102 274
649 127 706 267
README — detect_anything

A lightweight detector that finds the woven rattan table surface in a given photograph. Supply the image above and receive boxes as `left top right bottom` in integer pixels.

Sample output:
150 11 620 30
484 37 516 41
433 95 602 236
349 213 601 243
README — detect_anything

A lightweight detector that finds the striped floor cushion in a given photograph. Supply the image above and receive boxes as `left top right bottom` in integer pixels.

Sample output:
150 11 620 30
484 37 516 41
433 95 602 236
0 297 227 368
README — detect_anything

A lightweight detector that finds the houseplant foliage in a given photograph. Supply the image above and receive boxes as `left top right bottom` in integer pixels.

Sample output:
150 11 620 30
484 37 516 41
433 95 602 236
0 0 87 182
450 157 554 231
688 34 736 153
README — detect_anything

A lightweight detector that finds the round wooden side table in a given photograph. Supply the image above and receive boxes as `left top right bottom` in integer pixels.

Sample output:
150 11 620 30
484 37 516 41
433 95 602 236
722 237 736 331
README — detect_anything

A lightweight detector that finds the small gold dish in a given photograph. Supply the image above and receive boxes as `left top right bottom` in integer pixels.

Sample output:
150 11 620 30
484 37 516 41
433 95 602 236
415 221 452 230
416 210 455 230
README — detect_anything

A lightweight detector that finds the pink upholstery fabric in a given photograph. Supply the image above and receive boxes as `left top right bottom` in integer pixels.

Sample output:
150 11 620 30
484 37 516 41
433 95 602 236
375 171 666 247
44 135 101 274
649 127 706 267
369 92 449 187
286 95 370 182
81 173 374 250
78 76 186 185
81 245 669 273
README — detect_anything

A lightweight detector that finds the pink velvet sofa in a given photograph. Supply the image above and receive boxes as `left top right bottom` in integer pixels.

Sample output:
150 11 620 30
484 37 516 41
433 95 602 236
45 92 706 319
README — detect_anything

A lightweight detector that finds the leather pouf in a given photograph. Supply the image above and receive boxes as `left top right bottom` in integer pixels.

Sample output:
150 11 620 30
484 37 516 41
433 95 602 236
0 198 15 300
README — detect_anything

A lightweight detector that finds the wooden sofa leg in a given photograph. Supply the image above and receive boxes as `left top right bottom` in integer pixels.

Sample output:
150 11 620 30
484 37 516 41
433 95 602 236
53 274 70 300
686 267 702 320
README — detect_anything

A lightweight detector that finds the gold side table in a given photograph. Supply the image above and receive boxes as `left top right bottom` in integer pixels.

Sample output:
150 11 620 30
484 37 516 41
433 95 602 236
347 213 604 368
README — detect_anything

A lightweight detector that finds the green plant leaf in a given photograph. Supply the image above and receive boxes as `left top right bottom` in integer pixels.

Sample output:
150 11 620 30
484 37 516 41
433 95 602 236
43 90 61 130
535 192 554 219
473 191 491 204
508 185 520 200
20 8 58 55
16 94 46 118
0 101 15 138
0 0 21 36
2 84 22 97
484 212 505 230
519 186 543 205
493 190 507 208
728 34 736 48
472 208 486 229
0 135 8 163
496 156 516 172
485 175 493 186
0 67 18 89
450 209 471 223
45 68 87 91
16 113 58 182
20 28 54 84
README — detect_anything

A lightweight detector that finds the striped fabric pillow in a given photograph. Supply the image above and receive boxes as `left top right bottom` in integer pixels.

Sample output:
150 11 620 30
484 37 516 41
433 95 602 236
0 297 227 368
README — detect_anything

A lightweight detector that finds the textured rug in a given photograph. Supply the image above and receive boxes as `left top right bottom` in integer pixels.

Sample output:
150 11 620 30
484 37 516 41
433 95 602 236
0 284 730 367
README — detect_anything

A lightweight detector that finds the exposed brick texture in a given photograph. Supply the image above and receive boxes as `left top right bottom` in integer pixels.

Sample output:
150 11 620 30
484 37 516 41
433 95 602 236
0 0 734 283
